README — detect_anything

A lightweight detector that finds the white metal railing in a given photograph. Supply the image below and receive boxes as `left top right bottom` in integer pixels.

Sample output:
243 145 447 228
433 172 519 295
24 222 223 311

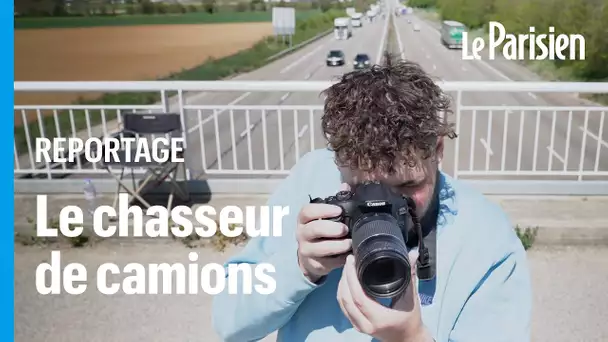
15 80 608 92
13 81 608 195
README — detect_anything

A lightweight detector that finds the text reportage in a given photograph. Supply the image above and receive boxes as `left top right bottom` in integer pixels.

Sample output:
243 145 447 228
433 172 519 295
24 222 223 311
35 137 185 164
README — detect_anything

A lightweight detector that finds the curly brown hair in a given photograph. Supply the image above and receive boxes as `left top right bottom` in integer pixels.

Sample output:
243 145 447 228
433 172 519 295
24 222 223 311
321 55 456 174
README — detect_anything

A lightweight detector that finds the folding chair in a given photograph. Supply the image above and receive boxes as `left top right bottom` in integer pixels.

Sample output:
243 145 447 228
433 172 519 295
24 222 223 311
100 112 190 216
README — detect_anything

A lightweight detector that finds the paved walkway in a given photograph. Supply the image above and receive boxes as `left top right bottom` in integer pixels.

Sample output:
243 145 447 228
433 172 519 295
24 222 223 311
14 243 608 342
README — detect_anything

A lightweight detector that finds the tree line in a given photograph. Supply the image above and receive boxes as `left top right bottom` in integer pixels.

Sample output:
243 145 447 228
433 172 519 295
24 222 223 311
408 0 608 81
15 0 367 17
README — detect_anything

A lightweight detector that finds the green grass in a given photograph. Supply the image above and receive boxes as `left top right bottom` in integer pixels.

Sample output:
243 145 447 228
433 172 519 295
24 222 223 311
15 10 322 29
515 225 539 250
14 10 343 157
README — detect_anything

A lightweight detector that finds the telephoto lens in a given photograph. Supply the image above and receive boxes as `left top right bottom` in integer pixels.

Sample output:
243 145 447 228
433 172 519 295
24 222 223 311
352 212 412 299
347 182 413 300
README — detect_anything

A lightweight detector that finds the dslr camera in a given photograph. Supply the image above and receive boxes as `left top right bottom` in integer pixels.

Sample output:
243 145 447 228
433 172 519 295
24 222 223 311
309 181 433 299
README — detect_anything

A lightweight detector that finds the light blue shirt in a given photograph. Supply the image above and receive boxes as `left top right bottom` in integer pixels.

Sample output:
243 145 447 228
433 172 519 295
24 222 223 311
212 148 532 342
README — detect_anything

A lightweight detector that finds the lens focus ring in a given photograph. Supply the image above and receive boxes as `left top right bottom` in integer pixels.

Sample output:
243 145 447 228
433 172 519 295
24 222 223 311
351 216 410 299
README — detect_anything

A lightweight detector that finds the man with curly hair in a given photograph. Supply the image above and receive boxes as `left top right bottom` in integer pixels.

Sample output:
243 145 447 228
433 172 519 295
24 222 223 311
212 57 532 342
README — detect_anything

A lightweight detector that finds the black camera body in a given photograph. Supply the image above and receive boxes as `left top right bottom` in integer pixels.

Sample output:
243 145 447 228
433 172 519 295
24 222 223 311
310 181 432 300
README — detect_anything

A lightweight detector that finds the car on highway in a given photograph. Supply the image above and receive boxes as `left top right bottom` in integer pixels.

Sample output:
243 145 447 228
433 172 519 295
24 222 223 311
353 53 371 70
326 50 345 66
413 24 421 32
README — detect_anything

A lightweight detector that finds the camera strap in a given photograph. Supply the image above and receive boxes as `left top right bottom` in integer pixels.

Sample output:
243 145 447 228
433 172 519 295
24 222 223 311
405 170 441 283
406 169 441 247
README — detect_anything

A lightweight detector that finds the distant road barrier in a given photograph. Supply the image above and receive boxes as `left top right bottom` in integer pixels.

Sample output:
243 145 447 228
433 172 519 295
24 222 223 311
265 28 334 63
13 81 608 195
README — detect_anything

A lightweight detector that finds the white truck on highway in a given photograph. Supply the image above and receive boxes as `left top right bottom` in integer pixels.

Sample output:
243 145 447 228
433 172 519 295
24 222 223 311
334 17 352 40
440 20 466 49
367 4 379 21
366 10 375 22
350 12 363 27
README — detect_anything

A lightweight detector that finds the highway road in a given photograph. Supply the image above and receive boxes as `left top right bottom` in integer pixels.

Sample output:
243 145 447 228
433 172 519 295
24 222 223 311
392 14 608 181
179 14 390 180
19 9 605 188
176 12 607 184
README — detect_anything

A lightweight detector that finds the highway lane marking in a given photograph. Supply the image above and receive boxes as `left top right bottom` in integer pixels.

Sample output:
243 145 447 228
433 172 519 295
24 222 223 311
425 22 441 38
501 104 513 114
223 21 387 161
480 138 494 156
187 91 251 134
478 62 513 81
528 92 538 99
432 64 436 71
185 23 379 162
299 63 323 84
175 73 247 105
298 125 309 138
181 33 328 113
280 44 326 74
200 92 251 124
461 65 467 71
240 124 256 138
416 14 514 82
547 146 566 164
280 93 291 103
579 126 608 149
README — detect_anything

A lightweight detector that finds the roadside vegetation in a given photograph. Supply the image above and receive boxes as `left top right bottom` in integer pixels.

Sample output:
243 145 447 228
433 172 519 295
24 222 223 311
15 0 371 29
515 225 539 250
407 0 608 103
15 11 320 29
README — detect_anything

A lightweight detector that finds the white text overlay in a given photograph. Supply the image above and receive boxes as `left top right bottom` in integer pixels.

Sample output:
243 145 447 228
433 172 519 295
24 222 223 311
463 21 585 61
36 251 276 295
33 193 290 295
36 194 289 239
35 137 185 164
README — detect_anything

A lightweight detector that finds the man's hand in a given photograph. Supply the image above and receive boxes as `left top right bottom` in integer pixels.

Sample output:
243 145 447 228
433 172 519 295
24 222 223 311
337 250 434 342
296 183 353 283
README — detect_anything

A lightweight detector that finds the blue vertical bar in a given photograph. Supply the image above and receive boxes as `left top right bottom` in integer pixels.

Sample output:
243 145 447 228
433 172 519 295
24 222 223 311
3 1 15 340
